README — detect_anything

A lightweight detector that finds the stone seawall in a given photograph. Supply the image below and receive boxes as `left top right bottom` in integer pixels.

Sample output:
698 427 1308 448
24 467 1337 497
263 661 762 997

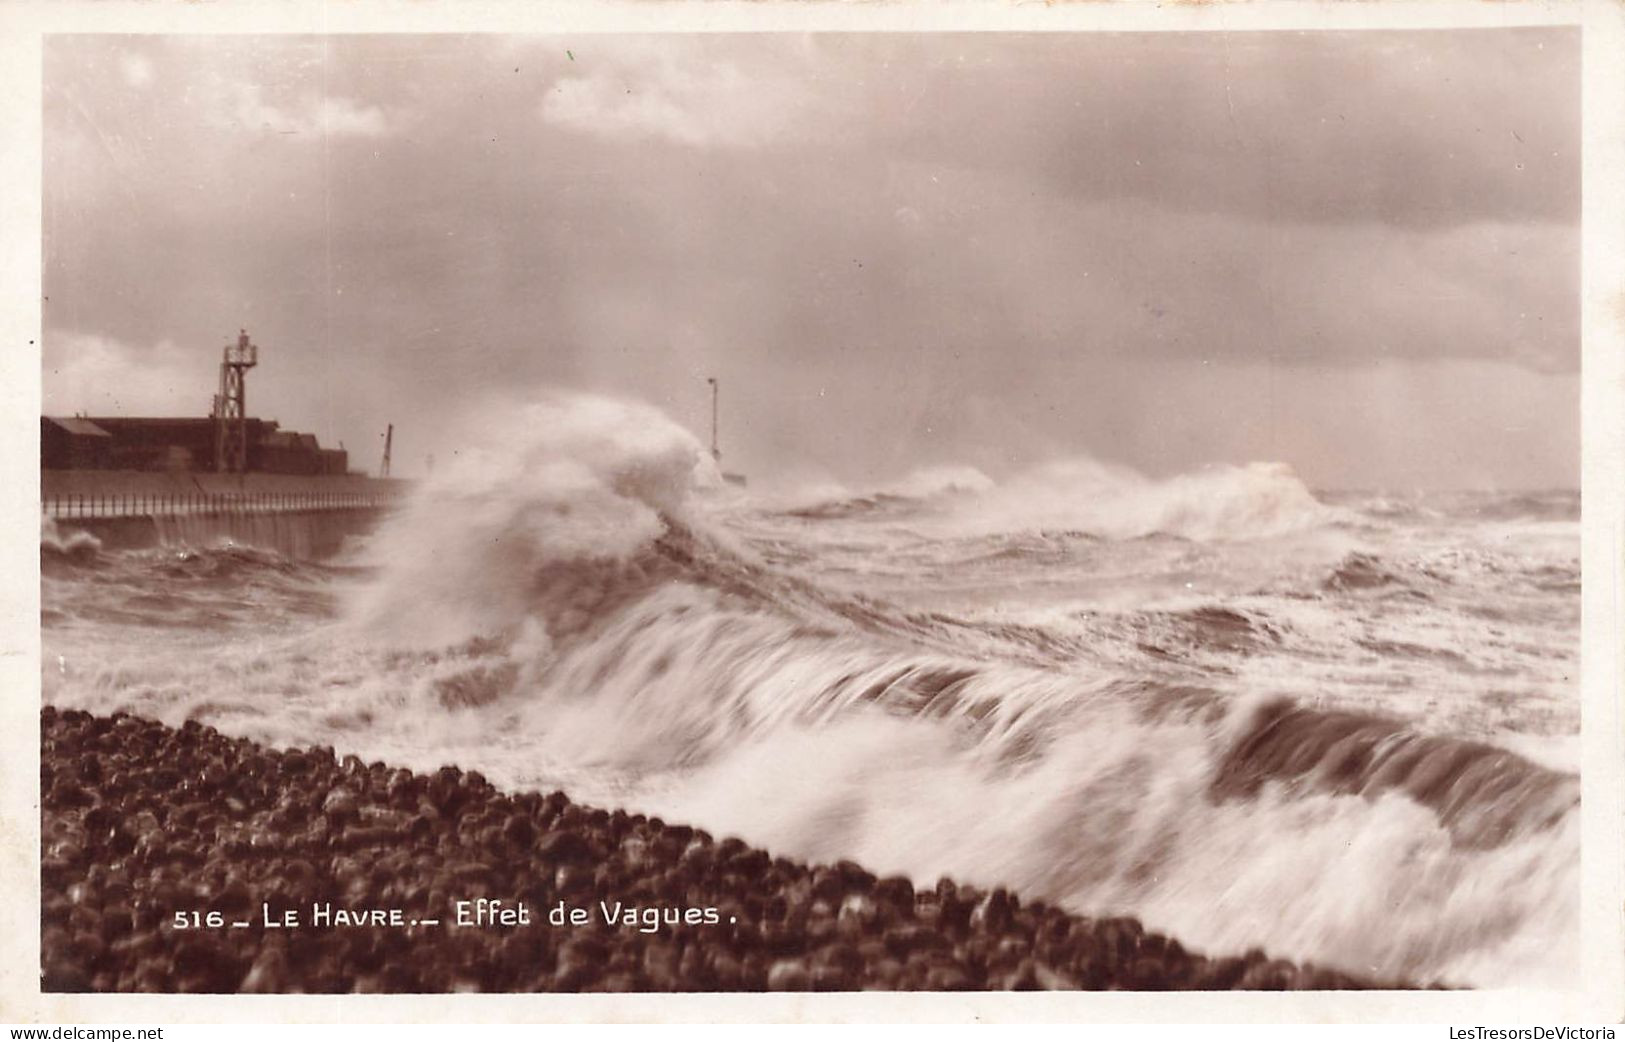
43 470 410 559
57 508 393 560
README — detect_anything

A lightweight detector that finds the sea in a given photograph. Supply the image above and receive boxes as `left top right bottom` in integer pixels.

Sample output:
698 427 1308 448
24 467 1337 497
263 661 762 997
40 392 1581 989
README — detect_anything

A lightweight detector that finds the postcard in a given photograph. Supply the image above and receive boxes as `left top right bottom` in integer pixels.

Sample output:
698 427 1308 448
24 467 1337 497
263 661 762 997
4 0 1622 1025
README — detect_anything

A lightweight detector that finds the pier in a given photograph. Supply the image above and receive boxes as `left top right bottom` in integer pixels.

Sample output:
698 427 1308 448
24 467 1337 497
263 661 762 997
43 471 410 560
43 487 401 520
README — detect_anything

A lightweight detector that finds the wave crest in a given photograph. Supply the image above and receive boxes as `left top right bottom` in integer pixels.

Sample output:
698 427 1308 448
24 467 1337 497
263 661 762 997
345 392 713 648
41 516 102 565
954 459 1334 542
775 458 1335 543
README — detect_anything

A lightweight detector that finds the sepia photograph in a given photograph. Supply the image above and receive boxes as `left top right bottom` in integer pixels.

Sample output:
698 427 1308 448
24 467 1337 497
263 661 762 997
10 5 1621 1021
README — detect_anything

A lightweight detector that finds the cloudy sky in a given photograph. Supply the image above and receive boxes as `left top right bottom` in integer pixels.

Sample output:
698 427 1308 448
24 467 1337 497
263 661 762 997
43 30 1578 489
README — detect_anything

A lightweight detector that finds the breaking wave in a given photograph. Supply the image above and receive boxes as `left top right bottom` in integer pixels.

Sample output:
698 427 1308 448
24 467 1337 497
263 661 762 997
776 458 1337 543
41 515 102 566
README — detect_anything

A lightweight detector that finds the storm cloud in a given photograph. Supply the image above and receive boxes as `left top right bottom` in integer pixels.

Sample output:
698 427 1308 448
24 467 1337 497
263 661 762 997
43 30 1578 489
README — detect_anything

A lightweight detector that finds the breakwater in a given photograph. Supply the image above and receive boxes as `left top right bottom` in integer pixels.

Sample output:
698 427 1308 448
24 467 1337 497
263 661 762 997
42 470 408 559
39 707 1398 992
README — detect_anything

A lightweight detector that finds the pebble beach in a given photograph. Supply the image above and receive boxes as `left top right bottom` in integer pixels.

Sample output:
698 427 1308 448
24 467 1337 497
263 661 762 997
39 707 1396 993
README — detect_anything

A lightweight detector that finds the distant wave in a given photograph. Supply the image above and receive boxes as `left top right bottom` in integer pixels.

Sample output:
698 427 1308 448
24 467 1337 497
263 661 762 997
1333 489 1580 526
780 492 922 521
1315 548 1577 602
1461 490 1581 524
775 458 1338 543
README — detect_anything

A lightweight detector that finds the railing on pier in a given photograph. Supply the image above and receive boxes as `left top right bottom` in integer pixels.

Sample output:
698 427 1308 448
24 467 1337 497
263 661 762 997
43 490 405 520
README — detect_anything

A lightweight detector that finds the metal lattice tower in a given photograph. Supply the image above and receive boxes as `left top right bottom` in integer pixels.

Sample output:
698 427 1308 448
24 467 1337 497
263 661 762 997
212 329 258 473
380 424 393 478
